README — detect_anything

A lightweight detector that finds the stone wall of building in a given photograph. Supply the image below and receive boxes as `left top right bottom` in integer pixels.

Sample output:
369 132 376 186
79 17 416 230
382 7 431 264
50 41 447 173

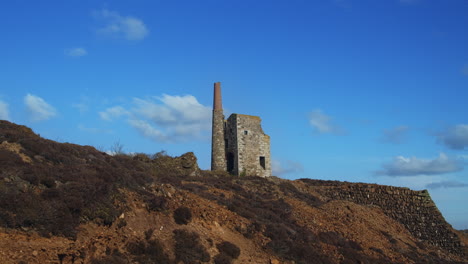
225 114 239 175
302 180 464 255
226 114 271 177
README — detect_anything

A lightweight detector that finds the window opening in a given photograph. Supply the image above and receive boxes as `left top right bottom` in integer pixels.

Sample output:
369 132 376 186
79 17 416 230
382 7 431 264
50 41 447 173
259 156 266 170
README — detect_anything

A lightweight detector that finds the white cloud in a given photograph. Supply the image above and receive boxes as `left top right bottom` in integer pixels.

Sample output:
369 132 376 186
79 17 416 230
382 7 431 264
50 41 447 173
0 100 10 121
99 106 130 121
308 109 344 135
64 48 87 57
426 181 468 189
380 125 409 144
272 160 304 176
132 94 212 142
99 94 211 143
437 124 468 150
94 9 149 41
24 94 57 122
128 119 168 142
376 153 463 177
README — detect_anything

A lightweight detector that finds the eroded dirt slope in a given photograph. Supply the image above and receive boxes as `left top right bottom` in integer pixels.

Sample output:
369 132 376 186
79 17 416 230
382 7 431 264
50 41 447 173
0 120 466 264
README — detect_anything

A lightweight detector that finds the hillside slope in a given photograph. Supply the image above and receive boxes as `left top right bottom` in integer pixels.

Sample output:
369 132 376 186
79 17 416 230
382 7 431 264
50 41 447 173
0 120 466 264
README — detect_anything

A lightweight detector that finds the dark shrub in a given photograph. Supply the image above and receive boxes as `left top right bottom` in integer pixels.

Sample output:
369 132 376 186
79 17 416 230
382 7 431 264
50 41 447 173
174 207 192 225
41 188 61 200
40 177 56 188
126 239 171 264
347 239 363 250
146 196 168 212
21 172 39 185
144 228 154 240
370 247 384 254
116 219 127 229
214 253 233 264
318 231 346 247
216 241 240 259
127 240 147 256
173 229 210 263
90 249 127 264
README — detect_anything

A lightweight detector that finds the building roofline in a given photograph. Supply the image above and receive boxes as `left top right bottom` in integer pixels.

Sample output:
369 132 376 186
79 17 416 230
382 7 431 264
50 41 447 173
228 113 261 121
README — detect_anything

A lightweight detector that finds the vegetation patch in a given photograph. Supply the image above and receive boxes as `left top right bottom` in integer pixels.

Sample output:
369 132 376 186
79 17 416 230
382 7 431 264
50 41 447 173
173 229 210 263
126 239 171 264
174 207 193 225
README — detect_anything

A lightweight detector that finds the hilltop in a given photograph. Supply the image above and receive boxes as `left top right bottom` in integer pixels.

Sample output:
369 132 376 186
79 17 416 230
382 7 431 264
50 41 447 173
0 120 466 264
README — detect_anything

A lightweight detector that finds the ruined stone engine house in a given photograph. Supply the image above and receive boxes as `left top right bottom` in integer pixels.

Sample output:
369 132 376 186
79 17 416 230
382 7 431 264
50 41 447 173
211 82 271 177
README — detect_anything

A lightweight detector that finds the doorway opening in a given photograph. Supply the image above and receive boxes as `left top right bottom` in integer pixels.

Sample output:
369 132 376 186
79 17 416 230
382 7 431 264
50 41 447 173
227 152 234 173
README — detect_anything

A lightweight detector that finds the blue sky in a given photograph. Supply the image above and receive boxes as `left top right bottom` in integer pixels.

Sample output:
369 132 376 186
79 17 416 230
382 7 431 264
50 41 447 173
1 0 467 229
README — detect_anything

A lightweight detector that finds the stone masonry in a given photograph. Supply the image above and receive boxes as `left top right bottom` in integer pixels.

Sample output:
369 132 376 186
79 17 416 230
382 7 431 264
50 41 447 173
211 82 271 177
211 82 226 172
302 179 464 256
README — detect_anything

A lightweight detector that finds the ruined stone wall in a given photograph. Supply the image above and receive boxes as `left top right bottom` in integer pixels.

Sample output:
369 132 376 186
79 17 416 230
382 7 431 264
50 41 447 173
225 115 239 175
304 180 463 255
231 114 271 177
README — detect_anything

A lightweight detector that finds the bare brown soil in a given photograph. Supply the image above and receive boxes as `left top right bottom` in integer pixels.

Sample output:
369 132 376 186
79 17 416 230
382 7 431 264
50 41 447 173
0 120 466 264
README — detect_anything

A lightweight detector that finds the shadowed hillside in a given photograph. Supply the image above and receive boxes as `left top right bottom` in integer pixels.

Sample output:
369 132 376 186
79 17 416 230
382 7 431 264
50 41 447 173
0 120 466 264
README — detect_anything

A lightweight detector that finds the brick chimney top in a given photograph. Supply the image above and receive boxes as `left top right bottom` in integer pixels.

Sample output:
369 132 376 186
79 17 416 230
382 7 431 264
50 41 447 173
213 82 222 111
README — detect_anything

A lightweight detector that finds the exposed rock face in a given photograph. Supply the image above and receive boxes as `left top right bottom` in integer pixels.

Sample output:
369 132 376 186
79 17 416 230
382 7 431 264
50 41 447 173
179 152 200 176
302 179 464 255
149 151 200 177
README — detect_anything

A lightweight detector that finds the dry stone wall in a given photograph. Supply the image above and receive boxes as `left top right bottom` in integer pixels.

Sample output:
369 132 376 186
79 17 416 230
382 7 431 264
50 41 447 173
302 180 464 256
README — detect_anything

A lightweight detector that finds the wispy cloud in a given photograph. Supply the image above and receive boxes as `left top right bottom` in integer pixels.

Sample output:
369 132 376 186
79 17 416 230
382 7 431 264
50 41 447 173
0 100 10 121
99 106 130 121
437 124 468 150
128 119 168 142
380 125 409 144
24 94 57 122
64 47 87 57
94 9 149 41
308 109 345 135
272 160 304 176
426 181 468 189
462 65 468 76
99 94 211 143
376 153 463 177
72 96 90 114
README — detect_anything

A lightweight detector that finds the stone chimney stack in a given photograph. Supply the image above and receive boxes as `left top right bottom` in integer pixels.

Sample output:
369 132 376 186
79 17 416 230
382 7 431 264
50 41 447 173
211 82 226 171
